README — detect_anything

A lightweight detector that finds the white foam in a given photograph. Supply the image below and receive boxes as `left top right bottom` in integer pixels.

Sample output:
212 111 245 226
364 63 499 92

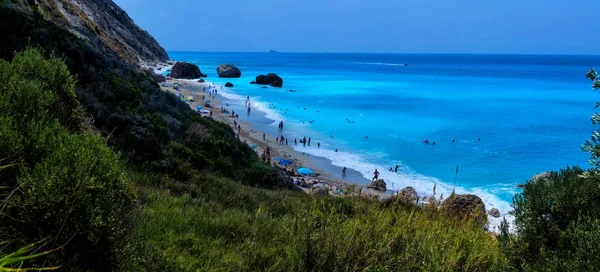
354 62 408 67
295 145 515 233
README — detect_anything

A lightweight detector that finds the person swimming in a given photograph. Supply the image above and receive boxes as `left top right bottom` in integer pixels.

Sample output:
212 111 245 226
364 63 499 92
423 139 429 144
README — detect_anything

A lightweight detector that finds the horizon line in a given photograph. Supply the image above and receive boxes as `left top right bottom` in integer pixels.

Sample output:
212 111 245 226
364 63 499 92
164 50 600 57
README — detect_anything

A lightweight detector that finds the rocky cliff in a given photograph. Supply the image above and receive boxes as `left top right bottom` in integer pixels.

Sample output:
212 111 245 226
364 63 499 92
2 0 168 66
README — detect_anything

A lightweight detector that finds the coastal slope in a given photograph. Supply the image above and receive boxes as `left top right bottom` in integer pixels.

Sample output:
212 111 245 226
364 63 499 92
3 0 168 65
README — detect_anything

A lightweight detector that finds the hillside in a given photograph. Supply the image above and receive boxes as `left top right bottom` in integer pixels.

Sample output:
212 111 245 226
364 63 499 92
3 0 168 65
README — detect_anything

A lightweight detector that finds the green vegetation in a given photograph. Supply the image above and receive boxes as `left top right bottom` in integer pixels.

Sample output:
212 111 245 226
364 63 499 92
2 4 600 271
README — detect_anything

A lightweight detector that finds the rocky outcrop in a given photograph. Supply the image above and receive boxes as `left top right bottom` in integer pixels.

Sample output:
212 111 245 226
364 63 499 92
367 179 386 192
256 73 283 87
398 187 418 204
488 208 500 218
171 62 206 79
441 194 486 226
531 171 552 182
2 0 169 65
250 81 256 84
197 78 205 83
217 64 241 78
142 67 165 83
225 82 234 87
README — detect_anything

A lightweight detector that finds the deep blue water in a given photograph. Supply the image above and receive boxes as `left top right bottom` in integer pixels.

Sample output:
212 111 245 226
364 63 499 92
166 52 600 224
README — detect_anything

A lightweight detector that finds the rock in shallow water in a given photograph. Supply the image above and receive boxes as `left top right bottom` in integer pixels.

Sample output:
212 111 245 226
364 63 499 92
255 73 283 87
217 64 241 78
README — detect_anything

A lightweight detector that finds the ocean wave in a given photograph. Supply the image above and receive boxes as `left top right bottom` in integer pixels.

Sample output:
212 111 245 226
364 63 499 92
353 62 408 67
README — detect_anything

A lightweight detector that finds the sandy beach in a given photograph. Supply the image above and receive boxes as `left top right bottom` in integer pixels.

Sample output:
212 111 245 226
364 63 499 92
159 77 388 198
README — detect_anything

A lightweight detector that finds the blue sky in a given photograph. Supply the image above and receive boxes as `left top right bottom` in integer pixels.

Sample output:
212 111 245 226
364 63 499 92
114 0 598 54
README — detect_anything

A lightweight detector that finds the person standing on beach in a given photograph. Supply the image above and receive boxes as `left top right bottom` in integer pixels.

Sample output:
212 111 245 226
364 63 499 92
238 125 241 134
263 133 266 141
286 138 288 145
373 169 380 181
308 138 311 147
342 167 347 179
303 137 306 147
394 164 399 173
317 142 320 149
294 138 297 146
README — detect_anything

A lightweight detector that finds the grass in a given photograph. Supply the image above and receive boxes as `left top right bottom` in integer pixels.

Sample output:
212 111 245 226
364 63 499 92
119 172 508 271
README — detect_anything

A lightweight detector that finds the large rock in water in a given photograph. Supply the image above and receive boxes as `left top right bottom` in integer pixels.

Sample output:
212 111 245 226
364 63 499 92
441 194 486 226
225 82 234 87
256 73 283 87
217 64 241 78
171 62 206 79
367 179 386 192
398 186 419 205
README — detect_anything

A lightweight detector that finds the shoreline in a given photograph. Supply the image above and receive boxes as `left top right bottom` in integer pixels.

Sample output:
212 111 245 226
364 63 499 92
159 77 389 199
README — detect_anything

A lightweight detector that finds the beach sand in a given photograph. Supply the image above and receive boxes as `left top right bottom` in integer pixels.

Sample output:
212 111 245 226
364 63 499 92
160 78 389 198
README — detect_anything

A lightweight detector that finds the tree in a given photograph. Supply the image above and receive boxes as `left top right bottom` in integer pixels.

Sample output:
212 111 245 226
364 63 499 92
582 68 600 167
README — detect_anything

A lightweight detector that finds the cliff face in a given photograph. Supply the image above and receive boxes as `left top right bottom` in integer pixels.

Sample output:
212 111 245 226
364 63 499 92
4 0 168 65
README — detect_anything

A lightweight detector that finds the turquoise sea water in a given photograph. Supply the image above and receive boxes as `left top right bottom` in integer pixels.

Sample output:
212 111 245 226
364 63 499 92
165 52 600 224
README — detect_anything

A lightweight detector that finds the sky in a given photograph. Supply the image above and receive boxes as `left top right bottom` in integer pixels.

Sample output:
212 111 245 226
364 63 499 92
114 0 599 54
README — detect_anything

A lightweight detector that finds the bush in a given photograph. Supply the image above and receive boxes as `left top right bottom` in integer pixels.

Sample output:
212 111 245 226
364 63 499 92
0 48 135 271
500 166 600 270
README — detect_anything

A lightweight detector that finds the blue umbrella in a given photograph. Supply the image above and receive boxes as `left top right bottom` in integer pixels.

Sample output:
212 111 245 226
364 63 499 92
196 105 202 111
272 156 283 161
205 99 212 103
297 167 313 175
279 160 292 165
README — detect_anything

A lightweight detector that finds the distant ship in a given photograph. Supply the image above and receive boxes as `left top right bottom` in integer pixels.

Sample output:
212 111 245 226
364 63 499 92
269 50 279 53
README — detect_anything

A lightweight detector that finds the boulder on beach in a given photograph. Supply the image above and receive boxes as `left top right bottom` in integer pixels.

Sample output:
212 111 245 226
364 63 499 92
225 82 234 87
217 64 242 78
367 179 386 192
441 194 486 226
171 62 207 79
398 186 419 205
488 208 500 218
255 73 283 87
197 78 205 83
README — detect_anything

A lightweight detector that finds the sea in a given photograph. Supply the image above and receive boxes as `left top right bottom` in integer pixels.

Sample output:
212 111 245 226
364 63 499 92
165 52 600 229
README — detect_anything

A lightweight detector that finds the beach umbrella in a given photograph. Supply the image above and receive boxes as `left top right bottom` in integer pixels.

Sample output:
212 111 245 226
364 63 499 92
279 160 292 165
272 156 283 161
205 99 212 103
187 96 194 101
297 167 313 175
249 143 257 149
196 105 202 111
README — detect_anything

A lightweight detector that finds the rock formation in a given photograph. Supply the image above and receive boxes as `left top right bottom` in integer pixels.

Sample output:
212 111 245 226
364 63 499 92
398 187 419 204
255 73 283 87
217 64 241 78
367 179 386 192
171 62 206 79
441 194 486 226
488 208 500 218
225 82 234 87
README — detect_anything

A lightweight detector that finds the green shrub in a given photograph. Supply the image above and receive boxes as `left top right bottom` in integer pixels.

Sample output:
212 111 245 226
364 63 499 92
500 167 600 270
0 48 135 271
